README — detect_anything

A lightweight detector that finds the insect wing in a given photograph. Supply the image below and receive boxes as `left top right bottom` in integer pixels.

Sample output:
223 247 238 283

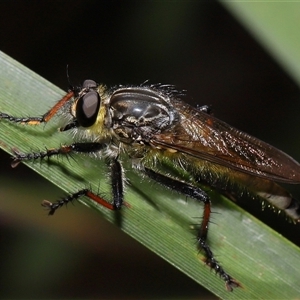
150 101 300 184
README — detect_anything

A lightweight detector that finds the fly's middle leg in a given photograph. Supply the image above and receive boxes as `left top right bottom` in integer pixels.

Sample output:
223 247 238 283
10 143 126 214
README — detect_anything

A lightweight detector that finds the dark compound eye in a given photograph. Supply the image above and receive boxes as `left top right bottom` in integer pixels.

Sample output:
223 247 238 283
76 90 100 127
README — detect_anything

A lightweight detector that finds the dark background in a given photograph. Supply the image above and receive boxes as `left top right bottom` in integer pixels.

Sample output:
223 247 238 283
1 1 300 299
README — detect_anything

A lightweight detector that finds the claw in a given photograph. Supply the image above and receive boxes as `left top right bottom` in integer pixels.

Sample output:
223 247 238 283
41 200 55 215
11 159 21 168
11 148 22 168
225 277 242 292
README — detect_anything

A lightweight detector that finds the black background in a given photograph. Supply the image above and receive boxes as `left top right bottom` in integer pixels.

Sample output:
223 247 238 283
1 1 300 299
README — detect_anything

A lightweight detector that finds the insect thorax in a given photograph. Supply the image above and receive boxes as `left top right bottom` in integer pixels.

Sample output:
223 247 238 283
109 86 179 144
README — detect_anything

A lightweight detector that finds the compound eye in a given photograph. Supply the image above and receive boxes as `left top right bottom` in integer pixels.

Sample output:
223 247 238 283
76 91 100 127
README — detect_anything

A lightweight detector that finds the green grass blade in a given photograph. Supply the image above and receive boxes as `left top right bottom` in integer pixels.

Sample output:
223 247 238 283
1 51 300 299
221 1 300 86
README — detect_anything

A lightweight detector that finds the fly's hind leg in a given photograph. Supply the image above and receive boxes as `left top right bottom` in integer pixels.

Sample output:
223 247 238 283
11 142 125 214
144 167 241 291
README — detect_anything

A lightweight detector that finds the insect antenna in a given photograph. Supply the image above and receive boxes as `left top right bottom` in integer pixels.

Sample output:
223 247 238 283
65 65 81 96
66 64 74 91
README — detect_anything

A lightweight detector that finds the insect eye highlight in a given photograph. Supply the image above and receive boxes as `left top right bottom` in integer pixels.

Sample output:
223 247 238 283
76 91 100 127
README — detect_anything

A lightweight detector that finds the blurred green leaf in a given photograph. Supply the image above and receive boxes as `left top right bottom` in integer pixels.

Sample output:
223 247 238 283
222 1 300 85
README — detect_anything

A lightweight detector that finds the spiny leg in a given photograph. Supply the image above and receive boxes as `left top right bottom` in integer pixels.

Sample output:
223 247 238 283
11 143 125 214
109 159 125 227
11 142 106 167
110 159 124 210
42 188 115 215
144 167 241 291
0 91 74 125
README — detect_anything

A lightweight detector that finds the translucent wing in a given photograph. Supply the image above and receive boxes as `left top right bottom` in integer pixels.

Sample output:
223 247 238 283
150 101 300 184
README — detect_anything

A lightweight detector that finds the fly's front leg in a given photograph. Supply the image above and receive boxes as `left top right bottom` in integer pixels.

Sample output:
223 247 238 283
0 91 74 125
144 167 241 291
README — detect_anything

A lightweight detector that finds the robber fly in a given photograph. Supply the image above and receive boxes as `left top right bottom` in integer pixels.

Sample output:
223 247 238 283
1 79 300 291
